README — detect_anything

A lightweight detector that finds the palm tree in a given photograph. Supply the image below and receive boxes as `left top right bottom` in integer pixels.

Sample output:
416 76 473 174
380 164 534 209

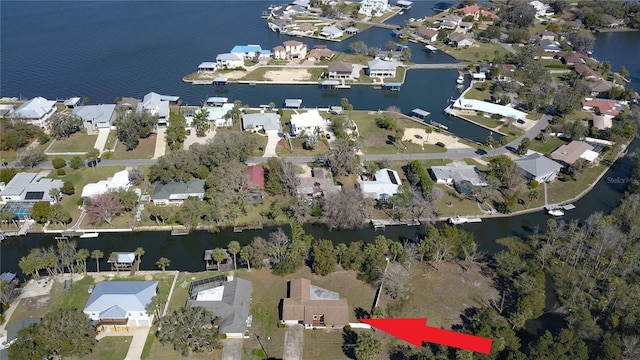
227 241 241 270
240 246 252 271
336 243 348 265
135 247 145 264
75 248 90 274
91 249 104 273
109 252 119 272
212 248 227 271
156 257 171 272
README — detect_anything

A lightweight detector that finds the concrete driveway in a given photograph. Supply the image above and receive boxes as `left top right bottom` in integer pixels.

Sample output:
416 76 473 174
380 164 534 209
152 128 167 159
263 130 280 157
222 338 244 360
283 324 303 360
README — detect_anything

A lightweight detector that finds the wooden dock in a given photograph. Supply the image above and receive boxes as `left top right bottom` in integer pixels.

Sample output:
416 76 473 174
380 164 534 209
371 219 420 230
171 227 189 236
233 222 263 233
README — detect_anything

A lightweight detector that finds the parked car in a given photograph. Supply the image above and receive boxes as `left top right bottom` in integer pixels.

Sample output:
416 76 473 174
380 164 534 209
325 133 331 139
517 119 525 124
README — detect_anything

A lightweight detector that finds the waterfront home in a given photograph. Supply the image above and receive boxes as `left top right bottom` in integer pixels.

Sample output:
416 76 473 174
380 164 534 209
456 4 482 20
151 179 206 205
296 22 316 34
447 32 474 48
81 170 130 199
439 15 462 30
417 27 438 43
457 21 474 33
320 26 343 39
137 92 181 127
64 97 81 109
358 168 402 200
281 278 349 328
0 172 63 209
359 0 389 16
452 98 527 121
291 0 311 8
592 115 612 130
242 112 281 132
573 64 600 80
367 59 397 78
230 45 265 60
186 276 253 338
197 62 217 72
84 281 157 327
496 64 517 80
536 30 557 41
11 96 56 127
308 47 334 62
72 104 116 132
556 51 587 65
529 0 553 16
285 4 308 16
245 165 265 192
588 79 617 97
327 61 353 79
582 98 621 117
375 50 403 62
430 162 487 194
540 39 562 53
514 153 563 182
107 252 136 271
290 109 324 136
551 141 598 166
297 167 341 197
273 40 308 60
216 53 244 69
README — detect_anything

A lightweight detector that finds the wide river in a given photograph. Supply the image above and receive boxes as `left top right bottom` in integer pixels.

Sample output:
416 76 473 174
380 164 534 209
0 1 639 276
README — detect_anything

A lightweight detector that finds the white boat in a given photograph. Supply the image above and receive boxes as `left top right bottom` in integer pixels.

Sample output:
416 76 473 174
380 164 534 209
456 76 464 84
449 215 468 225
399 11 404 14
548 208 564 217
79 232 99 238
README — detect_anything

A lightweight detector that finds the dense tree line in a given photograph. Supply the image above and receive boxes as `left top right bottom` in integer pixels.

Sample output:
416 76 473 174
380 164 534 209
0 117 48 151
114 109 158 150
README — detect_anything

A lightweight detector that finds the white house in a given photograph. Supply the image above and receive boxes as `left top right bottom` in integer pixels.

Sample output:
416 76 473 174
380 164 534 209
0 172 63 206
290 109 324 136
359 0 389 15
216 53 244 69
197 62 217 72
367 59 396 78
137 92 180 127
72 104 116 132
430 162 487 194
529 0 553 16
83 281 158 327
358 168 402 200
230 45 270 60
320 26 343 39
283 40 308 59
11 97 57 127
81 170 130 198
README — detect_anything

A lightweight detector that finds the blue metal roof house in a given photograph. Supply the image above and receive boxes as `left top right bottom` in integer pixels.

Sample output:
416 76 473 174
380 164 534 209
83 281 158 327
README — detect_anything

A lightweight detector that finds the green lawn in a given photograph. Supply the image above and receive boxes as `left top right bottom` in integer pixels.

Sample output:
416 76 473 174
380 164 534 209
460 114 503 129
47 132 98 153
435 184 485 217
528 137 567 155
464 84 493 101
113 134 156 159
442 42 507 62
564 110 593 122
68 336 132 360
104 131 118 152
332 53 371 65
276 136 329 157
303 330 349 360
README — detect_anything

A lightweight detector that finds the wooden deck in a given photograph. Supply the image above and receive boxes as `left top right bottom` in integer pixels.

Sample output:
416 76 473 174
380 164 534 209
233 222 263 233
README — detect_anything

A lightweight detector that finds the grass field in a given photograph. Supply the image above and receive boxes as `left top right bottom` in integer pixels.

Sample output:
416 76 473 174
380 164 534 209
47 132 98 153
276 136 329 157
442 42 508 63
528 137 567 155
435 185 485 217
464 84 493 101
113 134 156 159
461 114 503 129
303 329 350 360
67 336 132 360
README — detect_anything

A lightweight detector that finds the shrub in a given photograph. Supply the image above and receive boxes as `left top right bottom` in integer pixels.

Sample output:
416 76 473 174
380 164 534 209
529 179 539 189
52 158 66 169
375 116 397 130
435 142 446 147
101 151 113 159
70 156 84 169
56 169 66 176
61 181 75 195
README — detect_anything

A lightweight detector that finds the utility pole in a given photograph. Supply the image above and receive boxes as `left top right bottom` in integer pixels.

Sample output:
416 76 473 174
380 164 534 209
256 334 269 360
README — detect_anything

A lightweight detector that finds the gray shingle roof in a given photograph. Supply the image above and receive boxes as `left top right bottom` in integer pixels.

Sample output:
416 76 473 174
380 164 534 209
242 113 281 131
72 104 116 124
151 179 206 201
186 278 253 334
514 153 562 178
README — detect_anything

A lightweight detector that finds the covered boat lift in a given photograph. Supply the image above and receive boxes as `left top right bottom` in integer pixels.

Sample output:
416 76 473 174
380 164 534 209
412 108 431 119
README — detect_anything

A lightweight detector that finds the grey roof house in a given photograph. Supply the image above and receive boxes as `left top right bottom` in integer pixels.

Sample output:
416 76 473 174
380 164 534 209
514 153 563 182
72 104 117 131
242 112 281 132
430 162 487 194
327 61 353 79
367 59 396 78
136 92 180 126
186 276 253 337
447 32 474 47
83 281 158 327
151 179 206 205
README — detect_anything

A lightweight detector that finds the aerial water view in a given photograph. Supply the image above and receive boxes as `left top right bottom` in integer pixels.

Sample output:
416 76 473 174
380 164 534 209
1 0 640 359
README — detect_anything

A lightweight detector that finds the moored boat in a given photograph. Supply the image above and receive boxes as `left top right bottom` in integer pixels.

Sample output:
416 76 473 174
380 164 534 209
449 215 468 225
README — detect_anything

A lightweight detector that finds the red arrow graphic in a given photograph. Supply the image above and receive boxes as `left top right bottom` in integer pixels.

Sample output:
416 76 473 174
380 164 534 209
360 318 492 355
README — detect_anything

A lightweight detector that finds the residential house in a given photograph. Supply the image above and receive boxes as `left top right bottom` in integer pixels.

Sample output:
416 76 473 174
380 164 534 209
272 46 287 60
536 30 557 41
588 79 616 97
197 62 217 72
151 179 206 205
447 32 474 48
107 252 136 271
242 112 281 132
186 276 253 338
191 102 234 128
529 0 553 16
359 0 389 16
573 64 600 79
216 53 244 69
273 40 308 59
281 278 349 328
514 153 563 182
64 97 81 109
358 168 402 200
0 272 19 289
137 92 181 127
0 172 63 216
292 0 311 7
307 47 334 62
456 4 481 20
285 4 308 16
375 50 403 62
245 165 265 201
320 26 343 39
327 61 353 79
592 115 613 130
11 97 57 127
457 21 474 33
496 64 517 80
582 98 621 117
417 27 438 42
296 23 317 34
230 45 265 60
477 64 491 74
83 281 157 327
72 104 116 132
81 170 130 199
551 141 599 166
367 59 396 78
556 51 587 65
297 167 341 197
430 162 487 194
569 19 583 30
540 39 562 53
452 98 527 121
290 109 324 136
440 15 462 30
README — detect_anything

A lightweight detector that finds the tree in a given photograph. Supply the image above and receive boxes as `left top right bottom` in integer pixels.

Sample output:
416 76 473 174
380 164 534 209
16 147 46 168
354 331 382 360
323 189 368 230
128 168 145 186
85 148 101 172
349 41 368 54
134 247 145 264
0 279 18 310
240 245 252 271
61 181 75 195
567 30 595 52
192 108 210 137
48 187 61 203
9 308 97 360
51 158 66 169
318 138 359 176
149 204 171 225
211 248 227 271
91 249 104 273
166 112 187 150
516 138 530 155
75 248 90 274
49 113 83 139
30 201 51 223
69 156 84 169
156 257 171 272
228 241 241 270
619 65 629 78
115 109 158 150
86 192 122 225
310 239 338 276
601 60 612 74
505 1 535 27
156 307 222 356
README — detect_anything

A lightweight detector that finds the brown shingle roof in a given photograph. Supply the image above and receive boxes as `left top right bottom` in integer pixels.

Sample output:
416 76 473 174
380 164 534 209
328 61 353 73
551 141 595 165
282 279 349 327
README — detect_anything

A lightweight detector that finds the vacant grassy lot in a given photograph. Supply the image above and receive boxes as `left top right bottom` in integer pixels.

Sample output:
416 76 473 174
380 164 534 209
276 136 329 157
47 132 98 153
332 52 371 65
565 110 593 122
434 185 485 217
113 134 156 159
303 329 350 360
143 332 223 360
68 336 132 360
443 42 508 63
528 137 567 155
464 84 493 101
